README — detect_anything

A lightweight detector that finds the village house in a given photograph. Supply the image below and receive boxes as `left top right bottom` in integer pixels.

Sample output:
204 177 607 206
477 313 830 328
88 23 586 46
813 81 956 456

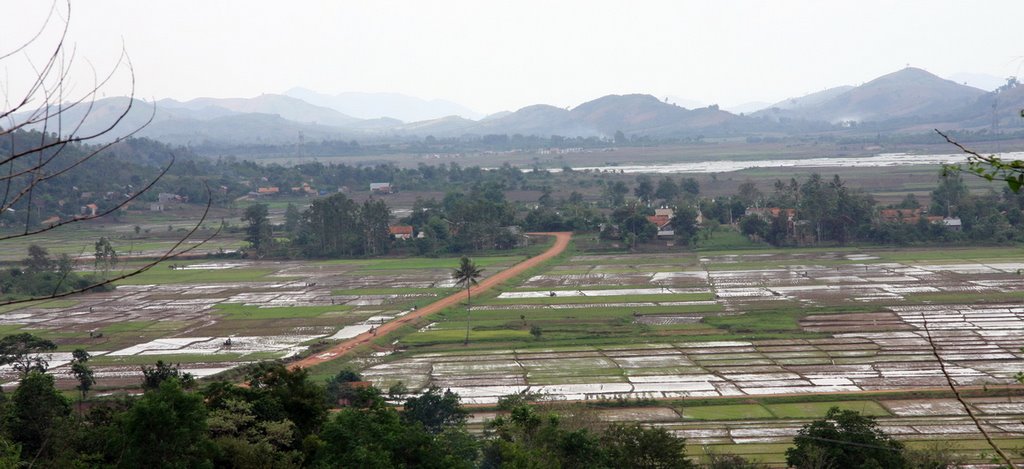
80 203 99 217
745 207 796 221
370 182 393 194
646 208 675 238
256 187 280 196
877 208 946 226
389 225 414 240
291 182 317 196
157 193 183 204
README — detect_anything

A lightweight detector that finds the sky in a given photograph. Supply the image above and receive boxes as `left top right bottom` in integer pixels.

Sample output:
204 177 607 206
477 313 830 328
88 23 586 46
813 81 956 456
2 0 1022 115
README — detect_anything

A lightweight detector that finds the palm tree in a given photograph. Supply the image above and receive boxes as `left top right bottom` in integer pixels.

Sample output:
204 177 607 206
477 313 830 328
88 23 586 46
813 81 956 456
452 256 483 345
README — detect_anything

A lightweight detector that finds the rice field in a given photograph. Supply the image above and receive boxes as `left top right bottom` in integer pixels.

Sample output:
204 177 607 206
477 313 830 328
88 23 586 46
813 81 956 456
341 244 1024 464
0 255 521 391
4 233 1024 464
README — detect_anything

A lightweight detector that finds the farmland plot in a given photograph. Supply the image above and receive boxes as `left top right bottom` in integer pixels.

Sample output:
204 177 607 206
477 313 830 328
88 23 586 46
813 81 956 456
364 248 1024 404
0 255 517 389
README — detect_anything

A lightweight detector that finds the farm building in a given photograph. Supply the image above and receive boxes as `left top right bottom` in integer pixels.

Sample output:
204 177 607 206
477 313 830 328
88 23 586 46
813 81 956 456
389 225 414 240
370 182 393 194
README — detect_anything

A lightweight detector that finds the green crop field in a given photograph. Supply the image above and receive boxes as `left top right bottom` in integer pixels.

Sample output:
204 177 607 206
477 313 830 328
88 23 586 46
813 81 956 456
114 266 286 285
213 303 353 320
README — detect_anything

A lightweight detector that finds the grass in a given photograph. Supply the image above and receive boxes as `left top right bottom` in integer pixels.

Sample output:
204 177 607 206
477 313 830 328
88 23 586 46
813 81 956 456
702 308 805 334
114 265 286 285
400 328 532 346
764 400 890 418
695 228 767 251
212 303 352 319
681 403 775 420
318 255 523 270
872 246 1024 262
0 299 78 314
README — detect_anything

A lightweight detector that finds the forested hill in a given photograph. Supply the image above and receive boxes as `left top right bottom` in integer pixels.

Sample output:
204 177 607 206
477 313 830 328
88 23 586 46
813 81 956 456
13 69 1023 147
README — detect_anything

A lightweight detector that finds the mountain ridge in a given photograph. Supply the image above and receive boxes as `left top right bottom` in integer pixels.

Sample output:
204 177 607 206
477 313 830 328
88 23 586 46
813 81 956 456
14 67 1022 145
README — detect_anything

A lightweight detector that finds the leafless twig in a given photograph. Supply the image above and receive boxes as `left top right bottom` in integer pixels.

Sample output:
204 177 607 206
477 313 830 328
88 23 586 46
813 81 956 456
919 311 1016 468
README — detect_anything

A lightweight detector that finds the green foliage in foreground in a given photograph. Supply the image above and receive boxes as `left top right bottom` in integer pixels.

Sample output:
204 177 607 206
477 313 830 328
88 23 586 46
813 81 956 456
0 358 699 468
0 358 980 468
786 407 906 469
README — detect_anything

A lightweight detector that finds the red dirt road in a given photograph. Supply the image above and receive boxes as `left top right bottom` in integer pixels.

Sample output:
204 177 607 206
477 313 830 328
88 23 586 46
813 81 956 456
289 232 572 370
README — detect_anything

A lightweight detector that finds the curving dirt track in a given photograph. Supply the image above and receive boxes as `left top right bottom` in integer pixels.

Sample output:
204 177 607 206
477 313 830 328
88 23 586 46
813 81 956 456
289 232 572 370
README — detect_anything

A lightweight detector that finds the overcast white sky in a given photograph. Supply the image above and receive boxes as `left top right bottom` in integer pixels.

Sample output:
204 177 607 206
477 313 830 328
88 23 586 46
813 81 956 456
2 0 1022 114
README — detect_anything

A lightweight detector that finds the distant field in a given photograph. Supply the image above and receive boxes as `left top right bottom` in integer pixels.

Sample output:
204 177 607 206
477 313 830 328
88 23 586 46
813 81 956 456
113 266 285 285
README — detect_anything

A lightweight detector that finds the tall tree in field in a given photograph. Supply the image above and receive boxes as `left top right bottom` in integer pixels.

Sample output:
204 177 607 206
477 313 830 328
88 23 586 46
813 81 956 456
931 172 969 217
452 257 483 345
360 198 391 256
93 237 118 274
243 203 272 258
70 348 95 413
0 333 57 376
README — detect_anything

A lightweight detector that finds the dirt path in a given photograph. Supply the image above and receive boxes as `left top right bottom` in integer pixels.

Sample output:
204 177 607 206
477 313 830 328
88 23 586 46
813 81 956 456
289 232 572 370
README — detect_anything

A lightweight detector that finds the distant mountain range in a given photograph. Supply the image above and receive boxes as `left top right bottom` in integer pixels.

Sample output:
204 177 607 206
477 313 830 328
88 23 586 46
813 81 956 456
755 68 988 124
14 68 1023 146
283 88 484 122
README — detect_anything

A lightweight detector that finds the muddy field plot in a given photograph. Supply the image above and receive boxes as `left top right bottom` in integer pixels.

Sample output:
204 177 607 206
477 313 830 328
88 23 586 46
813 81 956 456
365 248 1024 403
0 256 516 390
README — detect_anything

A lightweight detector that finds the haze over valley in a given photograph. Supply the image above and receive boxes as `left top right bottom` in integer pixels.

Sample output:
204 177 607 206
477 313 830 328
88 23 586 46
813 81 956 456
2 2 1024 467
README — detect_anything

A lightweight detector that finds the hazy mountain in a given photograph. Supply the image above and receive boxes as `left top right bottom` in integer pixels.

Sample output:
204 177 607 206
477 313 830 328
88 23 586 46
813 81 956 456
570 94 744 136
347 117 405 132
143 113 360 146
947 72 1007 92
14 97 176 142
394 115 479 136
725 101 772 115
284 88 482 122
765 86 855 111
757 68 985 124
663 95 705 109
481 111 513 121
947 82 1024 130
17 67 1016 147
477 105 600 137
158 94 359 127
14 97 359 146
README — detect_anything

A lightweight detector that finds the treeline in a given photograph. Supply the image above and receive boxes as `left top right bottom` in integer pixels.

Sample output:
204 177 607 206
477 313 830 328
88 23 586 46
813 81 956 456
243 183 535 258
737 173 1024 247
0 245 111 301
0 129 578 228
194 133 615 158
0 345 967 468
0 350 697 469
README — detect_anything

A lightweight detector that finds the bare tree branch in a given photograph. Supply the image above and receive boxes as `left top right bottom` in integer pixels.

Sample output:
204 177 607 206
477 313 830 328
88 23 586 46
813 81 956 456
919 312 1016 468
0 184 219 308
0 150 172 241
0 2 216 310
